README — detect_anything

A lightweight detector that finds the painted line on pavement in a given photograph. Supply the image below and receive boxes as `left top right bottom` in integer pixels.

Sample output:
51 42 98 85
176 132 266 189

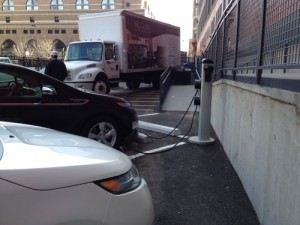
138 113 160 117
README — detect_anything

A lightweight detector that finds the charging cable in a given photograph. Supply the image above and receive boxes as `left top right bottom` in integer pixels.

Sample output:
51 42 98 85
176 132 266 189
133 85 200 155
133 104 198 155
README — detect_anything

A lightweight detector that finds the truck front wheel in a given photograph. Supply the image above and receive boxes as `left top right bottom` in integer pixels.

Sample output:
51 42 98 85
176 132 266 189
93 76 110 94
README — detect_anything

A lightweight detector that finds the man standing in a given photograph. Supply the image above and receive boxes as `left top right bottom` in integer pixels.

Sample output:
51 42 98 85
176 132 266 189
44 50 68 81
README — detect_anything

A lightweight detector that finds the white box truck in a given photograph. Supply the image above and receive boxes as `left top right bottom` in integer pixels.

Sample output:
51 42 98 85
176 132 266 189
64 10 180 94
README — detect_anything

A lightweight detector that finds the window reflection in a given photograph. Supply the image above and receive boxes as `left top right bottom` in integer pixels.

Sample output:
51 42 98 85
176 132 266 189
3 0 15 11
101 0 115 9
50 0 63 10
26 0 39 10
76 0 89 9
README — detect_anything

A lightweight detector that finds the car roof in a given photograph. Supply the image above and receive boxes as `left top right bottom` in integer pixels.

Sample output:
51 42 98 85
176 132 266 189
0 61 126 102
0 57 11 62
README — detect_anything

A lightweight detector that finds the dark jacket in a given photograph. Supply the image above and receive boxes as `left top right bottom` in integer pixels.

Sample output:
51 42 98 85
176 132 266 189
45 59 68 81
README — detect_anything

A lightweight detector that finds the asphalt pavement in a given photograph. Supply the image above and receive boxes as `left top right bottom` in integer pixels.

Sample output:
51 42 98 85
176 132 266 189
121 85 260 225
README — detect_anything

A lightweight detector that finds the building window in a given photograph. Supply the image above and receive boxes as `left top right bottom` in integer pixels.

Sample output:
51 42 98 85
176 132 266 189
101 0 115 9
5 17 10 23
48 30 53 34
76 0 89 9
30 29 34 34
2 0 14 11
26 0 38 10
37 29 41 34
23 30 28 34
0 30 4 34
6 30 10 34
73 29 78 34
193 30 197 39
50 0 63 10
55 30 59 34
61 29 66 34
12 30 16 34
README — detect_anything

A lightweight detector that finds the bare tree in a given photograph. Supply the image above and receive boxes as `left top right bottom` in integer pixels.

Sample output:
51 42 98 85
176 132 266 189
34 37 57 58
11 37 57 58
11 37 34 57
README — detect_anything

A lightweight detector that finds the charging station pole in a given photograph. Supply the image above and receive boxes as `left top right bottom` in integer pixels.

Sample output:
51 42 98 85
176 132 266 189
189 58 215 145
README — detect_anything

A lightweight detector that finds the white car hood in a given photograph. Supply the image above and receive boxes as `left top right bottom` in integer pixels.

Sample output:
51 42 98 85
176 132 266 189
0 122 131 190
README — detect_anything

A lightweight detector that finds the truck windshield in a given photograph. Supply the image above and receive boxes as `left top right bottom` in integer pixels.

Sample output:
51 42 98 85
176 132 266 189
64 42 103 61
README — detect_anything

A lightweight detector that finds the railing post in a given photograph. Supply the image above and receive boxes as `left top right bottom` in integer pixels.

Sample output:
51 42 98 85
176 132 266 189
22 56 26 67
233 0 241 80
256 0 267 84
36 57 40 71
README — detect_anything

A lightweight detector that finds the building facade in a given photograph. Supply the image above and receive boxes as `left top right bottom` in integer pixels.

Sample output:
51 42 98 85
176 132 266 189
0 0 153 57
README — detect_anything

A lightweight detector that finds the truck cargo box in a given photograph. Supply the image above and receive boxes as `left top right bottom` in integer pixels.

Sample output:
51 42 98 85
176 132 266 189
78 10 181 73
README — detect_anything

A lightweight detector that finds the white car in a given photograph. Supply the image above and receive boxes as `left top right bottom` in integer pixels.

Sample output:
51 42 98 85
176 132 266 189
0 57 11 63
0 121 154 225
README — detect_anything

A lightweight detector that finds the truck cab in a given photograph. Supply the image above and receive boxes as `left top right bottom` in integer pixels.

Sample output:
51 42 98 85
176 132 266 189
64 41 119 94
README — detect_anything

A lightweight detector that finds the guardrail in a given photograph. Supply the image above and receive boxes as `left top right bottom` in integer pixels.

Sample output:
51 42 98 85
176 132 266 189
194 67 201 80
159 67 172 110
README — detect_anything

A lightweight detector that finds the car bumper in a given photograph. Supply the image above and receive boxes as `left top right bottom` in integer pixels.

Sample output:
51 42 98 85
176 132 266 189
104 179 154 225
0 178 154 225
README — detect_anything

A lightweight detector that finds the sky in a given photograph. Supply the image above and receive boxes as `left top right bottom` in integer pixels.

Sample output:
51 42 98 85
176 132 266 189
149 0 194 52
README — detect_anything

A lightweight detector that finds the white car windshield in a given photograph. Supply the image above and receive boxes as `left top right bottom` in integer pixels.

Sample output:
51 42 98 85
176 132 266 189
0 57 11 63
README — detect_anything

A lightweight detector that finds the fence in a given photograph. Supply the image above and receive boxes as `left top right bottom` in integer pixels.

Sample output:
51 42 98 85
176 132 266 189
1 55 50 71
203 0 300 93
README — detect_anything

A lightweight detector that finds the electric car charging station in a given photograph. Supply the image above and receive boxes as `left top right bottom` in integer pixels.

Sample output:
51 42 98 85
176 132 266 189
135 58 216 151
189 58 215 145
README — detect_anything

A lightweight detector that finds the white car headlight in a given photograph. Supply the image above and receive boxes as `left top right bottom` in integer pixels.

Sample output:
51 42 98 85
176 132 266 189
94 165 141 194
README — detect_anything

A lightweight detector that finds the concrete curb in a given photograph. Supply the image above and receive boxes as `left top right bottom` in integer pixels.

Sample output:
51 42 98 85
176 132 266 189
139 121 181 136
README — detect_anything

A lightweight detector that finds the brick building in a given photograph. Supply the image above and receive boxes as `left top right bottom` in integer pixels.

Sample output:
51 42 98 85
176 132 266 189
0 0 153 56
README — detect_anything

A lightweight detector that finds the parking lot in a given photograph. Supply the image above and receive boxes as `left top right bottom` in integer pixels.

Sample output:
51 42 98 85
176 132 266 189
112 84 260 225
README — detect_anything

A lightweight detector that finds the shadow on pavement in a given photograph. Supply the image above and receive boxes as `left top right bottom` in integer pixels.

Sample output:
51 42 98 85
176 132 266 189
126 111 260 225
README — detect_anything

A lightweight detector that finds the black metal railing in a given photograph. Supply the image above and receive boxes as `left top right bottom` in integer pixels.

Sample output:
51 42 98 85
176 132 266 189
201 0 300 93
159 67 172 110
1 55 49 71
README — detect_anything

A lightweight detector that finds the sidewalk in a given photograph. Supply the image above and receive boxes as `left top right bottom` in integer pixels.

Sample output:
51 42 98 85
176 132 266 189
132 85 260 225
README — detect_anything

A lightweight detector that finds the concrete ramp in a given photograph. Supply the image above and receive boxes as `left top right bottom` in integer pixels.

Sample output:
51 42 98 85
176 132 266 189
161 85 198 112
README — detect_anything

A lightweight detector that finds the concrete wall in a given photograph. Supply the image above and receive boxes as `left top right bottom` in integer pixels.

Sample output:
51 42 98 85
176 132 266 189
211 79 300 225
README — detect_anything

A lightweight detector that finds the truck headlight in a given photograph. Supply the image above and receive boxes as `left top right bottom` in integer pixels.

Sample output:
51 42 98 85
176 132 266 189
94 165 141 194
78 73 92 79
